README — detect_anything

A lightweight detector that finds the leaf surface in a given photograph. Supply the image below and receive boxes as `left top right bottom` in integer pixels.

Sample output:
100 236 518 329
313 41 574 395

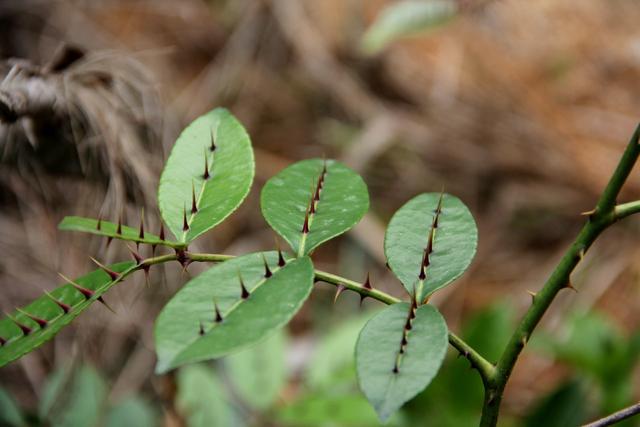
59 216 177 247
356 303 448 422
158 108 254 243
154 252 313 373
261 159 369 256
384 193 477 300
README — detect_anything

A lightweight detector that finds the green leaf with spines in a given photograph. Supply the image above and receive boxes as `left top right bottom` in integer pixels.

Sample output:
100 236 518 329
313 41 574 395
158 108 254 243
384 192 477 301
0 262 135 368
356 302 448 422
154 252 313 373
261 159 369 256
58 216 180 248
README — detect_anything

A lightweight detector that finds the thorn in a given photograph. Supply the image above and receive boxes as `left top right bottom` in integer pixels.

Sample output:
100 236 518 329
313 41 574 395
578 248 585 261
0 336 5 346
96 215 102 231
182 205 189 232
418 253 427 281
363 273 372 290
392 365 399 374
116 215 122 235
203 153 210 180
16 308 47 328
309 197 316 214
59 273 94 299
97 296 116 314
277 247 286 267
238 272 250 299
138 209 145 240
127 245 143 265
581 208 597 216
159 223 165 241
209 128 216 151
44 291 71 313
526 290 537 302
334 284 346 304
565 282 578 292
6 314 32 336
106 236 113 248
89 257 120 281
175 249 191 269
302 211 310 234
400 335 408 347
262 254 272 278
199 322 205 336
404 317 412 331
214 300 223 323
191 181 198 214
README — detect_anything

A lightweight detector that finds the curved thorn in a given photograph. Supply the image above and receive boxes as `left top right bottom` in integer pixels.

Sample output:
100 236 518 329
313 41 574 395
44 291 71 313
89 257 120 281
58 273 94 299
16 308 48 328
262 254 272 278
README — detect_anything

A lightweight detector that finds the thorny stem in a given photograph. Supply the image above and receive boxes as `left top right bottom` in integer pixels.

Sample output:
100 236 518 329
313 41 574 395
479 124 640 427
582 402 640 427
131 251 495 383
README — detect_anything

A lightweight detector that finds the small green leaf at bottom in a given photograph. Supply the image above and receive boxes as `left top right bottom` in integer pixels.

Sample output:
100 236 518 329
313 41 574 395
356 303 448 422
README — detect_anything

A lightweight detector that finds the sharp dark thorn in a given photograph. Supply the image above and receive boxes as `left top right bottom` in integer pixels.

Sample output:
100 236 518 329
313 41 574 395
405 317 413 331
363 273 372 290
309 199 316 214
203 154 210 180
106 236 113 248
97 296 116 314
191 182 198 214
127 245 143 265
399 346 405 354
0 336 6 346
96 215 102 231
359 294 367 306
159 224 165 241
214 301 223 323
44 291 71 313
7 314 32 336
143 266 150 287
90 257 120 281
262 254 272 278
175 249 191 268
16 308 48 328
334 284 346 304
138 212 145 240
59 273 94 299
116 216 122 235
392 365 399 374
401 335 408 347
277 248 286 267
314 181 321 202
151 244 157 257
301 212 310 234
182 205 189 232
209 129 216 151
238 272 250 299
199 322 205 336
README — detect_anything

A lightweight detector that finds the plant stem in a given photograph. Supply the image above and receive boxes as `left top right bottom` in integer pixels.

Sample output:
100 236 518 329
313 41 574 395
582 402 640 427
480 124 640 427
133 250 494 383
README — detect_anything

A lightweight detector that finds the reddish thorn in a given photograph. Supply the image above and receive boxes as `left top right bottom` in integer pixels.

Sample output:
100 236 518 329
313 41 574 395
203 155 210 180
363 273 372 290
159 224 165 241
405 317 413 331
127 245 143 265
209 129 217 151
238 272 250 299
199 322 205 336
334 284 346 304
151 244 157 257
277 248 286 267
116 216 122 235
97 296 116 314
302 212 310 234
138 218 145 240
392 365 399 374
59 273 94 299
401 335 408 347
16 308 48 328
106 236 113 248
96 215 102 231
7 314 32 336
90 257 120 281
309 199 316 215
262 254 272 278
182 206 189 231
191 183 198 214
214 301 223 323
44 291 71 313
175 249 191 268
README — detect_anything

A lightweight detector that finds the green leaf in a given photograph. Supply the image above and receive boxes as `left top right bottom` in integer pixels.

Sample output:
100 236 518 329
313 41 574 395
361 0 457 54
154 252 313 373
261 159 369 256
106 397 157 427
176 364 239 427
39 365 72 419
50 365 107 427
0 262 135 368
158 108 254 243
356 303 448 422
225 329 287 410
525 380 587 427
0 386 23 427
384 193 477 300
58 216 179 248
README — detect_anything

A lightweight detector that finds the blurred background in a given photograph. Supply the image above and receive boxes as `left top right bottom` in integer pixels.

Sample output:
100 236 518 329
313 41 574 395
1 0 640 426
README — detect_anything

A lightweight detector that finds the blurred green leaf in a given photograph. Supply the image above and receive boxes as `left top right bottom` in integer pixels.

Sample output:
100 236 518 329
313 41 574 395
177 364 238 427
463 302 515 362
106 397 157 427
525 380 587 427
49 365 107 427
356 303 448 422
261 159 369 256
384 193 477 300
225 330 287 410
0 386 23 427
154 253 313 373
361 0 457 54
158 108 254 243
39 366 72 420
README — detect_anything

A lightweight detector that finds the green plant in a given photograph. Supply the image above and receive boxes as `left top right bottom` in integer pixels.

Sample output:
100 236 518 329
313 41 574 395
1 108 640 426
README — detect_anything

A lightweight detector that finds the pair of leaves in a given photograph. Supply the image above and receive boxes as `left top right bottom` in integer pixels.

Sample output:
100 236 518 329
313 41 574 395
356 193 477 421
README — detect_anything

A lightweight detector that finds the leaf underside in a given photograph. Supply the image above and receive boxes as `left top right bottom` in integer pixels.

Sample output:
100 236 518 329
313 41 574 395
158 108 255 243
154 252 313 373
384 193 477 301
0 262 136 368
260 159 369 256
356 303 448 422
58 216 175 246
